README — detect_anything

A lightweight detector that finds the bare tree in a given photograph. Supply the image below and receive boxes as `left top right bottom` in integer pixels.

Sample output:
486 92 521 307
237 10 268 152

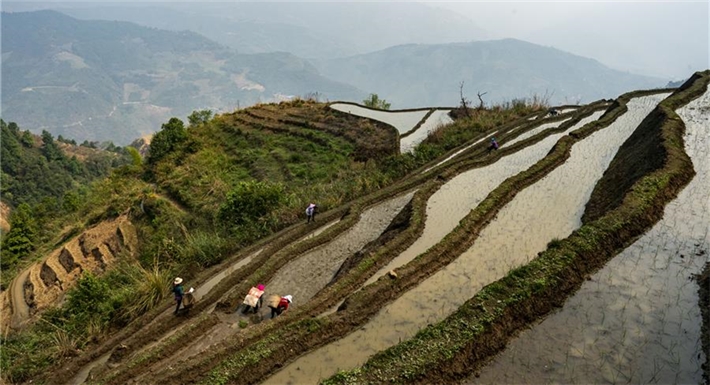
458 81 471 118
477 91 488 110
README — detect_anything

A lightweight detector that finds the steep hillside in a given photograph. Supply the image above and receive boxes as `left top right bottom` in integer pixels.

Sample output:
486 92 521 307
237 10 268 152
316 39 663 107
0 10 363 144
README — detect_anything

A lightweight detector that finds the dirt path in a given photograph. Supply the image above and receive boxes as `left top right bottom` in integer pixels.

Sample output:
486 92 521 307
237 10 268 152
264 94 666 385
8 269 30 329
473 90 709 384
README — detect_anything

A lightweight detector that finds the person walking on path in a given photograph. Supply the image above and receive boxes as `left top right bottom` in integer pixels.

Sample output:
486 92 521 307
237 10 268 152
241 284 266 314
172 277 185 315
306 203 317 223
267 294 292 318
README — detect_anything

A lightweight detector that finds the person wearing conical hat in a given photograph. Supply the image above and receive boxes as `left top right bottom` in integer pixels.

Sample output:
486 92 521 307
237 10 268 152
306 203 317 223
268 294 293 319
172 277 184 315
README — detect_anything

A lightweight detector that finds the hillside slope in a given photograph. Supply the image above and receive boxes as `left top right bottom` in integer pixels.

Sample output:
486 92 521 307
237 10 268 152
316 39 663 107
0 10 364 144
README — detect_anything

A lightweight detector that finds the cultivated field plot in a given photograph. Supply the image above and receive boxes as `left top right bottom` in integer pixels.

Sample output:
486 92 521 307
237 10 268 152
474 88 710 385
400 109 453 153
329 103 429 135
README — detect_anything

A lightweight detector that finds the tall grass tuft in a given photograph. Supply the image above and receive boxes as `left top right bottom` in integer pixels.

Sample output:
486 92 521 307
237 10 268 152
51 329 81 358
126 262 172 319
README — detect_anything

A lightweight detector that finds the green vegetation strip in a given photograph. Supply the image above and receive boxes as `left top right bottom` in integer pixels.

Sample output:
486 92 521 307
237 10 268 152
178 97 624 384
322 72 708 384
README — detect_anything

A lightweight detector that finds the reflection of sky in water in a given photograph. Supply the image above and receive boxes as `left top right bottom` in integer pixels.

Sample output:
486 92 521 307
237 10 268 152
475 90 707 385
265 93 670 385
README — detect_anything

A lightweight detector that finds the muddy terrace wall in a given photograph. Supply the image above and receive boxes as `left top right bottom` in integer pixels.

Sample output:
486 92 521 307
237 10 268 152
322 71 709 384
144 106 613 384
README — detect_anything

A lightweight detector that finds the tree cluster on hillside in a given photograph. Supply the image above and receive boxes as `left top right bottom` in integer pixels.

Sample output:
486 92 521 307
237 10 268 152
0 120 132 270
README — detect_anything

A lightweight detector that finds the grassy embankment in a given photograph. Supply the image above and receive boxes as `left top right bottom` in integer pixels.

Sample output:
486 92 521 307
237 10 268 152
25 99 538 385
323 73 708 384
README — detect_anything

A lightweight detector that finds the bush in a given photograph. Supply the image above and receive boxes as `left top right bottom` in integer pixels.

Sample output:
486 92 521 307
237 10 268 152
218 180 285 228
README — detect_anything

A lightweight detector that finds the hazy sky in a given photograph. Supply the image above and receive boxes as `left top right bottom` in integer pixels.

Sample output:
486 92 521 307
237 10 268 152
3 0 708 78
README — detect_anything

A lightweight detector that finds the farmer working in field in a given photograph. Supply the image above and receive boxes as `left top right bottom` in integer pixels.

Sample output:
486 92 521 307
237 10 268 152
241 284 266 314
306 203 317 223
267 294 292 318
488 137 499 153
172 277 185 315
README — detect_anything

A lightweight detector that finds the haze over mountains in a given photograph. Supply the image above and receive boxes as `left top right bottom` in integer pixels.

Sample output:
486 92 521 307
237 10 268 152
0 3 680 144
1 10 362 144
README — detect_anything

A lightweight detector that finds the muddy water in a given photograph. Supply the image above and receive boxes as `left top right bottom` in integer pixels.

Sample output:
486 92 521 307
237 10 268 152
69 352 111 385
329 104 429 135
365 111 604 288
263 94 667 385
293 220 339 244
473 91 709 385
195 249 263 301
422 130 498 174
266 192 415 306
400 110 453 153
502 117 572 148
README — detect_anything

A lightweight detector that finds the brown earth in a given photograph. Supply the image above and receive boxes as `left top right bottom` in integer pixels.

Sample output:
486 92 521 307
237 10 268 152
0 201 10 233
0 215 137 330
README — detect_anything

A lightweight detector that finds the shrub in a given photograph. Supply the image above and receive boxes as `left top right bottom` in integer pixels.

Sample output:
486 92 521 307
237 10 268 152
218 180 285 228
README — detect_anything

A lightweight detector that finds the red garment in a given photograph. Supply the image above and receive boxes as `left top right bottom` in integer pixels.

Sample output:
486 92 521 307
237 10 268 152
278 297 290 310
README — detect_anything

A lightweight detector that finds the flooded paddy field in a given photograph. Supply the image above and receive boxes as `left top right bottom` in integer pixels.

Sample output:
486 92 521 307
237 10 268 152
473 89 709 385
400 110 453 153
329 103 429 135
264 93 669 385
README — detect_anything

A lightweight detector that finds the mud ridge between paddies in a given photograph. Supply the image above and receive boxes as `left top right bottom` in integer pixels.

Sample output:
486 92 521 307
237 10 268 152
101 100 636 384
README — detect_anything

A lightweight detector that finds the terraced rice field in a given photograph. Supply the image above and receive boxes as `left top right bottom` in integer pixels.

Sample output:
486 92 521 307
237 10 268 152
50 72 710 385
400 110 453 153
474 87 710 385
329 103 429 136
265 94 667 385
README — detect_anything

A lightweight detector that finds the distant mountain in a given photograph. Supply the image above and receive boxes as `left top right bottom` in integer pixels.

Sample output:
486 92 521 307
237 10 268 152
1 10 364 144
48 2 487 59
316 39 664 108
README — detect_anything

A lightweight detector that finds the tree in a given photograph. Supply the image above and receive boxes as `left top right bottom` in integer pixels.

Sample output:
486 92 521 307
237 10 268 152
1 203 37 268
362 94 391 110
188 110 213 127
147 118 187 164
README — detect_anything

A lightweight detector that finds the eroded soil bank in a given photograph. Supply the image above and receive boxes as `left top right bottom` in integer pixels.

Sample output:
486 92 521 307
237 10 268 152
474 89 709 384
265 94 665 385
